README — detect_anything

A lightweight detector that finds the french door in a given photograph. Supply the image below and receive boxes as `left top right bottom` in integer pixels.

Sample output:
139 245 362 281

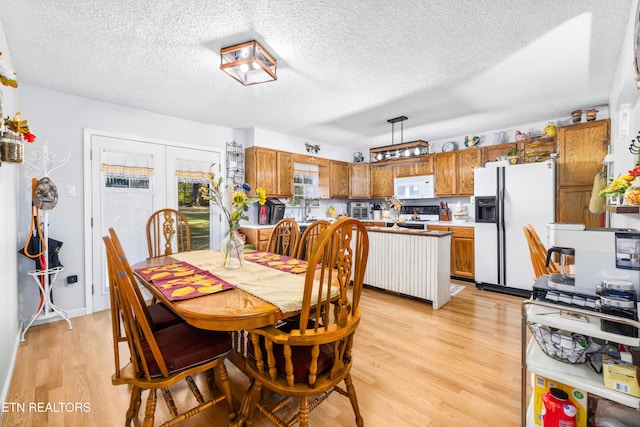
87 131 221 313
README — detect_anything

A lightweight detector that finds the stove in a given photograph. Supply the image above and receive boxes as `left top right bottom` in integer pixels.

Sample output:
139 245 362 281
402 205 440 222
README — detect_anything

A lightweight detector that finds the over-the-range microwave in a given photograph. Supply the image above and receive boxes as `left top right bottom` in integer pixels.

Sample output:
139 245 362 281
393 175 435 199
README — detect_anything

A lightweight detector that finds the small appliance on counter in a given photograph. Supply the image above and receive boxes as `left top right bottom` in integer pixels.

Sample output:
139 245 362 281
350 202 370 220
534 223 640 337
265 198 285 225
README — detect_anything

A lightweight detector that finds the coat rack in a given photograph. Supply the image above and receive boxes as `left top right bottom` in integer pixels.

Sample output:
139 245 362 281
21 144 72 341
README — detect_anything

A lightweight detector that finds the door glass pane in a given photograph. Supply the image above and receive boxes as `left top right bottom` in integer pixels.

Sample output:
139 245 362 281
175 159 213 250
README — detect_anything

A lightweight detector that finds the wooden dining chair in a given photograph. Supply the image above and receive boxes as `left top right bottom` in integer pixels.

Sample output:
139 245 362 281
266 218 301 257
523 224 559 279
295 219 331 261
103 235 236 427
146 208 191 258
243 217 369 427
107 228 182 343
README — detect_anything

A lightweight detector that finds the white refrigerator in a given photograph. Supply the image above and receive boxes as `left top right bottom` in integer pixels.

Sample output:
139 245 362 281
474 160 555 294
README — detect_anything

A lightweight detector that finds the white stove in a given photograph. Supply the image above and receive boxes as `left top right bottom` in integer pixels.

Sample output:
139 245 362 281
402 205 440 222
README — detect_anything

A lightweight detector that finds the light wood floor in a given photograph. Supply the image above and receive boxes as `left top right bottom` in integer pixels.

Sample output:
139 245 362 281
2 282 525 426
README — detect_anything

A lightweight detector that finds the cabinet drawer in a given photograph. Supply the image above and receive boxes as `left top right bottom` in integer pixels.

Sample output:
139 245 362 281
258 228 273 241
450 227 474 238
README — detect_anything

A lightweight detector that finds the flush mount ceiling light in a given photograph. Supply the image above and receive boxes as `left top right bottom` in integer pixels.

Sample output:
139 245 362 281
220 40 277 86
369 116 429 166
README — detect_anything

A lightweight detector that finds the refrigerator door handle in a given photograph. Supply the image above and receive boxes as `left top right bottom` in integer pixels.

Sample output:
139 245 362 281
498 167 507 286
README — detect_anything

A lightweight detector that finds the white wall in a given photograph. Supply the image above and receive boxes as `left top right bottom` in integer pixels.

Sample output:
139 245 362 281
0 18 21 414
17 85 239 318
609 0 640 230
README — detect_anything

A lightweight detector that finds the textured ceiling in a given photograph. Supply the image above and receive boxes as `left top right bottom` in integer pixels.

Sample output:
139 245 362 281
0 0 634 149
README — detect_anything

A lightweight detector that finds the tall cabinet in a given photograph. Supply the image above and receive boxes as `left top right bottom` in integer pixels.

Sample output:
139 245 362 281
556 119 610 227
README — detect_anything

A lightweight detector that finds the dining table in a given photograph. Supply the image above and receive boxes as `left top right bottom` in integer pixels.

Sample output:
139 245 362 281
131 248 338 425
131 249 332 331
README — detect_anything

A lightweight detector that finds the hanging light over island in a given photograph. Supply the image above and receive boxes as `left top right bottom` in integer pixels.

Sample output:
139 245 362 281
369 116 429 166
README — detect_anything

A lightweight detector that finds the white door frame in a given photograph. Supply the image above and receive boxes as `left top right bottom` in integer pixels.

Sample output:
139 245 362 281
83 128 224 314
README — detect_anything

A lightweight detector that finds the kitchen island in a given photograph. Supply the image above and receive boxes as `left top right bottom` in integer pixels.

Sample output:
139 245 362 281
364 226 453 309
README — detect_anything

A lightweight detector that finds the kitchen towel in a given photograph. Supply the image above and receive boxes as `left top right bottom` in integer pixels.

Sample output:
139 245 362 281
589 172 606 214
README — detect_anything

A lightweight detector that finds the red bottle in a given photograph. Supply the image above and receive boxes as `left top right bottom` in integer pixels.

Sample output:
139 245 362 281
258 205 267 225
542 387 576 427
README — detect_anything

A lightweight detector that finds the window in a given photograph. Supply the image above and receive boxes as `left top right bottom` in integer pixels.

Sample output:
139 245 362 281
293 162 318 206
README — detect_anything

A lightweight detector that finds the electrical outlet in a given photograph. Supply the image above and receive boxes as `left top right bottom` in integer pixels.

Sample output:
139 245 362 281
66 275 78 286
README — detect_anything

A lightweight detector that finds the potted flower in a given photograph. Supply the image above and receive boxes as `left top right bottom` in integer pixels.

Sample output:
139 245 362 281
200 165 266 269
506 147 522 164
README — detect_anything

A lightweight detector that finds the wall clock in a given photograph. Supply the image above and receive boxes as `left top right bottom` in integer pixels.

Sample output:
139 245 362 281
442 141 457 152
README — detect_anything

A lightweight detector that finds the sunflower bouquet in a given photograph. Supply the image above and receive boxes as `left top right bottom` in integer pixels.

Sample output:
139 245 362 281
599 165 640 199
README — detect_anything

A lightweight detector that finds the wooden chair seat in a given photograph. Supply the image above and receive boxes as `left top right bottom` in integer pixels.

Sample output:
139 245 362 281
139 323 231 377
248 320 335 382
147 302 182 330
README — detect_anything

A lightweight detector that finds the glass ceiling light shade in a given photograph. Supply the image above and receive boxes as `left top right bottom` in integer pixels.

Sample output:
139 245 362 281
220 40 277 86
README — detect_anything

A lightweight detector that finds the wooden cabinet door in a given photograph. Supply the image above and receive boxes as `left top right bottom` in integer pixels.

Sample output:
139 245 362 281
330 161 350 198
556 187 603 227
456 149 483 196
557 119 610 187
276 151 293 197
434 152 456 196
450 227 474 279
245 147 277 196
370 166 394 198
393 158 434 177
483 142 518 163
350 163 370 199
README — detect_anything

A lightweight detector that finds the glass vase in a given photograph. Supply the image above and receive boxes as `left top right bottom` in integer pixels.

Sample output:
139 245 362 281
222 230 244 269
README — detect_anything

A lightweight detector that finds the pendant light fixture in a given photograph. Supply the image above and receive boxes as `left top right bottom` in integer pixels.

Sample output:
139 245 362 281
369 116 429 166
220 40 277 86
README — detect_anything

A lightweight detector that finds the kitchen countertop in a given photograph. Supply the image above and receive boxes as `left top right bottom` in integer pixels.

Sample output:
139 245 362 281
365 226 452 237
240 219 475 229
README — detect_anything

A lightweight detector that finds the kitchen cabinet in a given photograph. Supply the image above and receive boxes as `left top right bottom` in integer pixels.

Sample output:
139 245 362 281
276 151 293 197
393 157 434 177
434 150 482 197
350 163 370 198
329 160 350 199
483 142 519 163
239 226 273 251
556 119 609 227
428 225 474 279
522 297 640 426
434 152 457 196
370 166 394 198
456 148 483 196
245 146 277 196
245 147 293 198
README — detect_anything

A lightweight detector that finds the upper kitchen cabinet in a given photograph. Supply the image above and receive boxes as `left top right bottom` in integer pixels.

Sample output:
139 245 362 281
393 157 434 177
556 119 609 226
434 152 457 196
484 142 519 163
329 160 350 199
350 163 370 199
557 119 610 187
245 147 293 197
456 148 483 195
276 151 294 197
245 146 277 196
370 166 394 198
435 149 482 196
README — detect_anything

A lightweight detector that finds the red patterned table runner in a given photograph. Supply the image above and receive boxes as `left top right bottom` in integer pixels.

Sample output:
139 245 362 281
134 262 235 301
243 251 314 274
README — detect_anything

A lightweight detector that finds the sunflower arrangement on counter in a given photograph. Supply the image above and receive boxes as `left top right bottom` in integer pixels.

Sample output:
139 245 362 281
600 166 640 204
